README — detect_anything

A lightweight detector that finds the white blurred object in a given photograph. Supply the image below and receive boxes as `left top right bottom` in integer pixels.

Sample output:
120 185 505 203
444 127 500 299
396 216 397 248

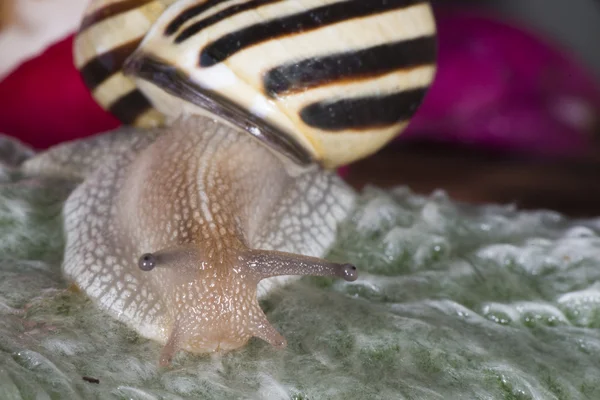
0 0 87 80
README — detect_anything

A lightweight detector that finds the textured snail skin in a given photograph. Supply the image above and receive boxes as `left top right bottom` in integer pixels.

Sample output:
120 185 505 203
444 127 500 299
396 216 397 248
22 115 356 365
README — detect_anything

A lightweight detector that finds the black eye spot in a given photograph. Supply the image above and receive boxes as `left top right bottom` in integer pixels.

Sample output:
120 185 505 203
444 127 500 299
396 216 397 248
138 253 157 271
341 264 358 282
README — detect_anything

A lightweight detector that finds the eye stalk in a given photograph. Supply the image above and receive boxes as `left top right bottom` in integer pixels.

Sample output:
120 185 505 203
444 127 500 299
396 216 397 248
138 253 157 271
244 249 358 283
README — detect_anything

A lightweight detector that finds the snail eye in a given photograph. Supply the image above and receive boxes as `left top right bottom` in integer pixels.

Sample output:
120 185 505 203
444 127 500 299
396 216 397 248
341 264 358 282
138 253 157 271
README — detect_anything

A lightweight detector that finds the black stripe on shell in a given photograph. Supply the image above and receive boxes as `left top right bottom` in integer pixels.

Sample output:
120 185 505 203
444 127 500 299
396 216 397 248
79 38 143 91
197 0 428 67
80 0 155 31
264 35 436 97
123 54 314 166
164 0 232 35
174 0 285 44
108 89 153 125
299 87 428 131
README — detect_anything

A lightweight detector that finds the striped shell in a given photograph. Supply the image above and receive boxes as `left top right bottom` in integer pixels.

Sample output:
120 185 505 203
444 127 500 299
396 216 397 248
74 0 177 127
74 0 437 168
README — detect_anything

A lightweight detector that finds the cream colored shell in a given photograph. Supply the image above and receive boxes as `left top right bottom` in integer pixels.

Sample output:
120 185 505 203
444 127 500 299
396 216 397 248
75 0 438 168
73 0 177 127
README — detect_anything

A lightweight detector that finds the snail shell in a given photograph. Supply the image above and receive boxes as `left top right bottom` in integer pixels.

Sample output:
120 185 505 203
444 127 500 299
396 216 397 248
74 0 437 168
74 0 176 127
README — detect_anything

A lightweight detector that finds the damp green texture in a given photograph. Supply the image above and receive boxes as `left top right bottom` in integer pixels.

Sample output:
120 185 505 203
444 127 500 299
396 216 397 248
1 136 600 400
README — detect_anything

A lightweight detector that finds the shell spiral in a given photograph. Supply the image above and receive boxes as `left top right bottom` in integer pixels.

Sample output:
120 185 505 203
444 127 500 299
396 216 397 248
74 0 438 167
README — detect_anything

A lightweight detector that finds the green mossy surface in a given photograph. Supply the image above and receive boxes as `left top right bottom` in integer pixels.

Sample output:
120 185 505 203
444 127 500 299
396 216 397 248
1 140 600 399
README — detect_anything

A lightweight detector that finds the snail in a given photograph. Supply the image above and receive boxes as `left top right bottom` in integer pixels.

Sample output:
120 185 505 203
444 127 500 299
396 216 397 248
22 0 437 365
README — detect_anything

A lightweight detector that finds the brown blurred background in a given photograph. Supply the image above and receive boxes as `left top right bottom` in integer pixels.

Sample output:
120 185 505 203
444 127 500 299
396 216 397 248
345 140 600 218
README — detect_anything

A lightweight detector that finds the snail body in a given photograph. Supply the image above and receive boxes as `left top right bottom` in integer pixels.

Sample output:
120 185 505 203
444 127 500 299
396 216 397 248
23 0 438 364
23 116 356 365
